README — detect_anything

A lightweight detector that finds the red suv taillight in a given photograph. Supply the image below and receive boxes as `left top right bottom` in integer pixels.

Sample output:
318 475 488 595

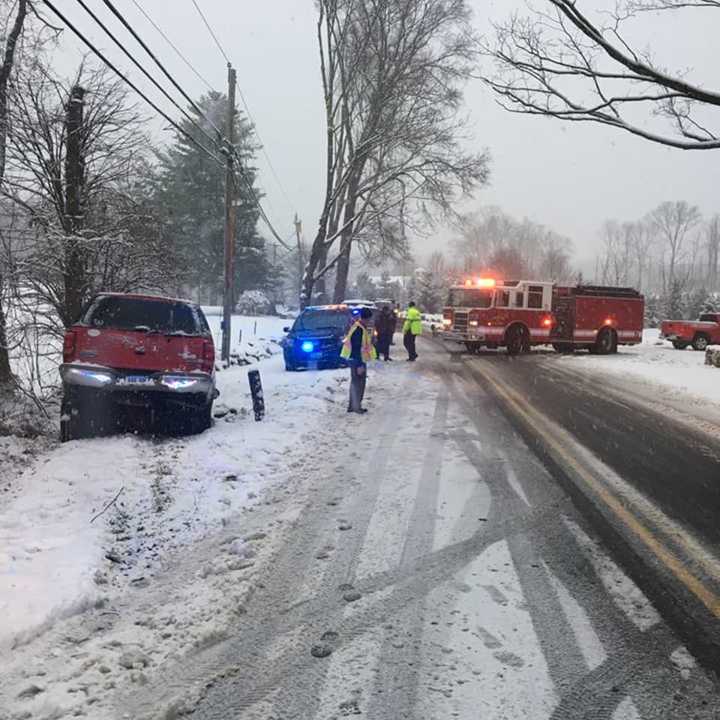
62 330 77 362
201 339 215 374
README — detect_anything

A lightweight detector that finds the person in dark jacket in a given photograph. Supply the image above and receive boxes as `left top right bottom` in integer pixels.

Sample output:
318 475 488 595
374 305 395 361
340 307 377 413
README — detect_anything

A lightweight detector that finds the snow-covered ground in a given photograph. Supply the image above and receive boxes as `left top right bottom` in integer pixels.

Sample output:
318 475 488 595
0 314 341 718
555 329 720 409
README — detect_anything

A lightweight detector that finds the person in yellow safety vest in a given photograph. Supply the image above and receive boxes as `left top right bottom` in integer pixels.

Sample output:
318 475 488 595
340 307 377 414
402 301 423 362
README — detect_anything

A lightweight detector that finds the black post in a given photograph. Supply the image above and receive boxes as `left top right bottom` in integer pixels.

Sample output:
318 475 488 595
248 369 265 421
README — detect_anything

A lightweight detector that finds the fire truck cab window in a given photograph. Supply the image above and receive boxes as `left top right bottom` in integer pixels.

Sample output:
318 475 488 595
495 290 510 308
514 292 525 308
528 286 544 309
448 288 492 308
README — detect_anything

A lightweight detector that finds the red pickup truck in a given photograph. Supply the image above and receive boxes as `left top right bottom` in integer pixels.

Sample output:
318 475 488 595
60 293 217 440
660 313 720 350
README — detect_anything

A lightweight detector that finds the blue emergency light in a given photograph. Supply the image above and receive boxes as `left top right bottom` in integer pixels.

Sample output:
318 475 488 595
301 341 315 353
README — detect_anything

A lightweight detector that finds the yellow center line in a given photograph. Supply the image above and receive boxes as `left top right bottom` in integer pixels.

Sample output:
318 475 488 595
474 364 720 620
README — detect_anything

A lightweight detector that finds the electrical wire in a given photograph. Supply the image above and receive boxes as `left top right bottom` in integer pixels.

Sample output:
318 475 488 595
189 0 230 64
42 0 226 168
233 166 294 251
69 0 222 152
235 80 296 214
99 0 225 142
129 0 216 93
182 0 297 215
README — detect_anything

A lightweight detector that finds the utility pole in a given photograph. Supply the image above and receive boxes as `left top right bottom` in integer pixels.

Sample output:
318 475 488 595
64 85 86 327
294 213 303 306
222 64 237 364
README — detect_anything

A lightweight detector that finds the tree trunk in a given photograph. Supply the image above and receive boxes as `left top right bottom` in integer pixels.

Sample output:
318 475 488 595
63 85 86 327
0 275 12 384
333 240 352 303
302 224 329 309
0 0 28 383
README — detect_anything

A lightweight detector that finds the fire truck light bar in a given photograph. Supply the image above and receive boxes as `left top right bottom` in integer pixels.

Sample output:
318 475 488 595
463 278 497 288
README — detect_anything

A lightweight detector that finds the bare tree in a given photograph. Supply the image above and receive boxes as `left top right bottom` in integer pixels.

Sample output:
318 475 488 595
452 206 572 280
648 201 702 292
483 1 720 150
302 0 489 306
0 0 28 384
706 215 720 291
4 63 177 327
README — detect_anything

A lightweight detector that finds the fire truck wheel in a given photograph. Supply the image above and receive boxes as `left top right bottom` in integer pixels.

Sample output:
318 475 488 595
506 325 530 356
594 328 618 355
692 333 710 352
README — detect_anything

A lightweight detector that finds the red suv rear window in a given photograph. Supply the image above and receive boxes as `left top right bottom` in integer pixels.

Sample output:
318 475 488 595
84 296 207 335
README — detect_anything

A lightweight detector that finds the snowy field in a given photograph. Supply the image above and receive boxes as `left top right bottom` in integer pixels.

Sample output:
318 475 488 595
555 329 720 409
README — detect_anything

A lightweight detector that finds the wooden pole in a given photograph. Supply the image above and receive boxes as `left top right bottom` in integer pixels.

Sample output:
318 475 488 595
222 65 237 363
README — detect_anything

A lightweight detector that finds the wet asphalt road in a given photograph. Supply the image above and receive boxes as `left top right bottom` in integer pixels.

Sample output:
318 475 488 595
123 339 720 719
481 350 720 550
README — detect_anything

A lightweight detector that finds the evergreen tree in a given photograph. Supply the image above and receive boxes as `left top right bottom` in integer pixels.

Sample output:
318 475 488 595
664 279 686 320
644 294 661 328
154 92 270 304
415 270 442 313
686 287 711 320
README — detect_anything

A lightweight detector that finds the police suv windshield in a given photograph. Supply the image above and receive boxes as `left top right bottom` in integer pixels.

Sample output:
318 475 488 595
294 310 349 332
447 288 493 308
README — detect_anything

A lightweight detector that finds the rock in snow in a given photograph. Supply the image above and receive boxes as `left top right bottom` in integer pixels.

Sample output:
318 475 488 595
118 649 150 670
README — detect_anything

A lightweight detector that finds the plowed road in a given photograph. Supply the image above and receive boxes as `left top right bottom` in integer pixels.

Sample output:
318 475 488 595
122 339 720 720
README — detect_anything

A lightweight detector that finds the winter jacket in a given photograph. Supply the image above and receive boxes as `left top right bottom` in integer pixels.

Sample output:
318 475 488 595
375 309 395 336
402 307 423 336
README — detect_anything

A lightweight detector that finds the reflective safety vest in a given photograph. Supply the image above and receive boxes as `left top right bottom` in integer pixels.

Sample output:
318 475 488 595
403 307 423 336
340 321 377 363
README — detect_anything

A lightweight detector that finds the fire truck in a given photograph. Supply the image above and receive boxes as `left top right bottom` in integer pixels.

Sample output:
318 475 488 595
440 278 644 355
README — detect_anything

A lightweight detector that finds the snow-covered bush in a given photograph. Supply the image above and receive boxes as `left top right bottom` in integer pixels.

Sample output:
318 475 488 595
234 290 275 316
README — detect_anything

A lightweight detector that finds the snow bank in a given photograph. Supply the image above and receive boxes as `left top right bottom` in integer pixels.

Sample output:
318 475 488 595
557 328 720 408
0 315 332 655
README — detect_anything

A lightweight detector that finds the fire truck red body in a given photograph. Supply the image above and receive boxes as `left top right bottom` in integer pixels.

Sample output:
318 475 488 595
441 279 644 355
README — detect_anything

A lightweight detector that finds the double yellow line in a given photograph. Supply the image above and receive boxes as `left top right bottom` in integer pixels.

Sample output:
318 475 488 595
470 362 720 620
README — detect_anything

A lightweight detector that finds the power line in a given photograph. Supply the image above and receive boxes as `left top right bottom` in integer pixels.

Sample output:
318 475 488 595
185 0 296 243
235 80 296 214
189 0 230 64
129 0 216 93
99 0 225 142
69 0 221 152
42 0 225 168
232 167 293 251
186 0 297 215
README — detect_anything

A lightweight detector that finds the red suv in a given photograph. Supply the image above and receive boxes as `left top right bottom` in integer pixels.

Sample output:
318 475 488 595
59 293 217 441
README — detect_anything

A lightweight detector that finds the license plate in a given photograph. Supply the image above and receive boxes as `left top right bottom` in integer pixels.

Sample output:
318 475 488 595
119 375 155 386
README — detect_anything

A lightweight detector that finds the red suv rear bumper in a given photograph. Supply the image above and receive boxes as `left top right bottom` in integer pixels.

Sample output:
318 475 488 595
60 363 216 398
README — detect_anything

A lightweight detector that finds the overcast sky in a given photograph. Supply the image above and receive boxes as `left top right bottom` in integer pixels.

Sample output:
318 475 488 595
49 0 720 272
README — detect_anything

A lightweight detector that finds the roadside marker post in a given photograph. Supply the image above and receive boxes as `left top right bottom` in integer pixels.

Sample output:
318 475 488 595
248 369 265 421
